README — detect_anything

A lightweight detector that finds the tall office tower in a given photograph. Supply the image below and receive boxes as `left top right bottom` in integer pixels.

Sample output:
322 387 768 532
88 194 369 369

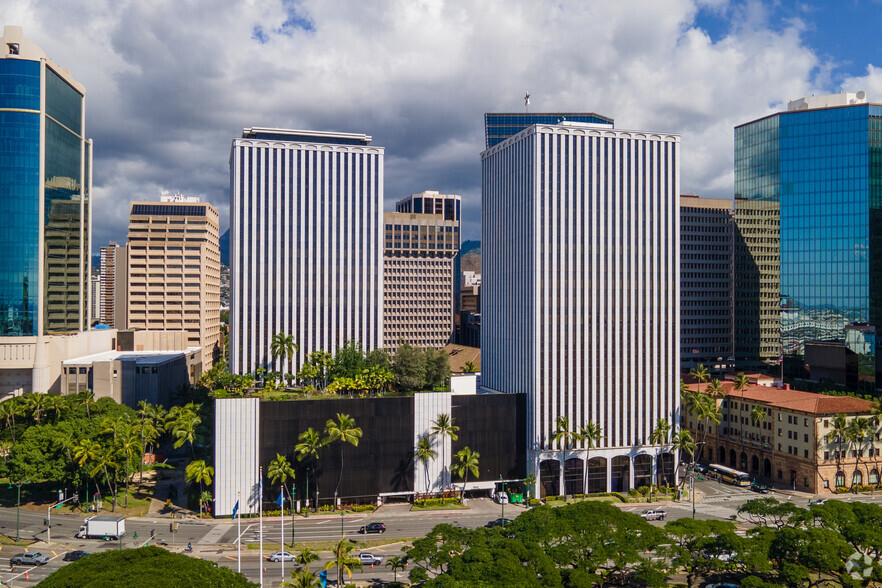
383 196 460 352
735 91 882 387
0 26 92 337
0 26 100 396
680 196 734 374
99 242 119 326
484 112 613 148
482 119 680 497
125 195 221 368
230 128 384 375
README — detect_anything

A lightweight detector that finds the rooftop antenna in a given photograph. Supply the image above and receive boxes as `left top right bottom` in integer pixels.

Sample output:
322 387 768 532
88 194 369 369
524 91 530 113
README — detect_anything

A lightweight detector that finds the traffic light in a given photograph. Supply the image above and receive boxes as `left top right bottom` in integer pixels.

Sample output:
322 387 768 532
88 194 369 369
169 523 174 533
43 518 48 527
151 529 156 539
133 532 138 539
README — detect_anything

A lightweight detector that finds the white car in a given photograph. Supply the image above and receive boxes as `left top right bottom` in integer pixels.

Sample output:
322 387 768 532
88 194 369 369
268 551 295 562
494 493 509 505
358 553 383 565
639 509 666 521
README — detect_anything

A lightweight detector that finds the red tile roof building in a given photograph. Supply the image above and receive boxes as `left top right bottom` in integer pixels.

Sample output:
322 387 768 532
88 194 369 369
683 381 880 493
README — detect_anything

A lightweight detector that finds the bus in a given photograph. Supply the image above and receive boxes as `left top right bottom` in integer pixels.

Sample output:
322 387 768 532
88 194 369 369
708 464 751 487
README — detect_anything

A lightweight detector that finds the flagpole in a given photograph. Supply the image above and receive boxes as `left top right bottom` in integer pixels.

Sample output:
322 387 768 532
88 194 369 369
280 490 285 583
237 491 241 574
259 466 264 588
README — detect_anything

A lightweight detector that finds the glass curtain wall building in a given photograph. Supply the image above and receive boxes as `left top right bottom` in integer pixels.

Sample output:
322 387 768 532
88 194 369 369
0 26 92 337
484 112 613 149
735 92 882 389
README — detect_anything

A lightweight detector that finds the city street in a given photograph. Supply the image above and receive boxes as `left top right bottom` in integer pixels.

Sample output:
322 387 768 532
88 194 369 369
2 488 882 585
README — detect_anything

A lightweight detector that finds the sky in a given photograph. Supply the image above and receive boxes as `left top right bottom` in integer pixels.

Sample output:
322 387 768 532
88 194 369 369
4 0 882 247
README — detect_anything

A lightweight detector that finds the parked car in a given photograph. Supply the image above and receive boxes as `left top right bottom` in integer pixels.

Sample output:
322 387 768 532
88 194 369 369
267 551 296 562
63 551 90 562
693 464 708 474
485 518 513 528
358 553 383 565
358 522 386 534
707 583 739 588
10 553 49 566
751 483 770 494
494 492 509 505
639 509 666 521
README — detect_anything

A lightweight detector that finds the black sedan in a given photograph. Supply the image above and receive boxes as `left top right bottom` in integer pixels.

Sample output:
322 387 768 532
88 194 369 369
63 551 90 562
358 522 386 534
485 518 514 528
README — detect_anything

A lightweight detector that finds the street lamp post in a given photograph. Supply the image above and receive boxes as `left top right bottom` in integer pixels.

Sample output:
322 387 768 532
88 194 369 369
305 467 310 518
499 477 506 528
9 481 25 542
340 510 345 538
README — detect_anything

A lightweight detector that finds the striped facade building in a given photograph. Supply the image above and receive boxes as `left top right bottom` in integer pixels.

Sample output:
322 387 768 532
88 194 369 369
481 120 681 497
229 128 384 375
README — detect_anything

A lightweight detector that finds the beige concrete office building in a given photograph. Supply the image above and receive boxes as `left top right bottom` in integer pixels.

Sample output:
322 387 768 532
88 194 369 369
123 196 221 369
383 195 460 351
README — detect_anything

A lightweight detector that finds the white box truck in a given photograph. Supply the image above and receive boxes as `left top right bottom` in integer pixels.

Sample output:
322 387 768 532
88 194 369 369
76 516 126 540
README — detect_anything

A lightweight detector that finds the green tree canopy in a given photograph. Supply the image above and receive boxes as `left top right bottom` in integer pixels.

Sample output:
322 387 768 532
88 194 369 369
38 545 256 588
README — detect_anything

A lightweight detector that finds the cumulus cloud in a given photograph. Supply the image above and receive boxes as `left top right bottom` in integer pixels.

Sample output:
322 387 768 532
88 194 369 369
1 0 851 247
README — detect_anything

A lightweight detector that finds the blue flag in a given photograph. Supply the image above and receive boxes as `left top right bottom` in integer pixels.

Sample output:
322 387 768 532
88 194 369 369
276 489 284 507
231 499 239 519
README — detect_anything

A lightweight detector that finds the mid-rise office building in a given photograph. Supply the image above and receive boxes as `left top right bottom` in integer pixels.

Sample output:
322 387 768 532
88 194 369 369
0 26 102 396
383 199 459 351
680 195 734 374
124 195 221 369
482 118 680 497
735 91 882 388
89 274 100 324
230 128 384 375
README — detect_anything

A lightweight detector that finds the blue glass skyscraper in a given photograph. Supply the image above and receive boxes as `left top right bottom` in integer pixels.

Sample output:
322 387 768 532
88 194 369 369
735 92 882 389
484 112 613 148
0 26 92 337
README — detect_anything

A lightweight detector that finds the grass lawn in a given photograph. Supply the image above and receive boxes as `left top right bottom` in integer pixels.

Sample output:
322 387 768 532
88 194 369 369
410 502 468 511
0 478 154 517
248 537 414 551
0 534 35 546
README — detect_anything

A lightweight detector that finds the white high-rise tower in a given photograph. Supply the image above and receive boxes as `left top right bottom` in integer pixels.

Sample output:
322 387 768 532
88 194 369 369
481 120 681 496
229 128 384 375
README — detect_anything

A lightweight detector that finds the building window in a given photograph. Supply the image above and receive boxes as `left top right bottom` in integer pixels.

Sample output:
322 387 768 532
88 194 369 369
778 470 783 480
804 449 808 458
824 451 830 460
823 480 829 488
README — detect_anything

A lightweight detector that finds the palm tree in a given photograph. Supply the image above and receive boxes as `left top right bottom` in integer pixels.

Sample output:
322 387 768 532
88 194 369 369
671 428 696 489
90 444 120 511
271 332 299 379
847 417 873 490
450 446 480 501
23 393 47 423
386 555 408 583
690 364 710 383
295 427 325 509
324 414 362 507
415 435 437 494
831 413 849 488
695 393 722 464
552 415 578 455
281 569 321 588
463 361 477 373
268 453 296 524
324 537 362 586
751 406 768 480
185 460 215 518
706 378 726 399
0 401 21 444
294 546 320 571
649 418 672 486
171 411 201 458
578 421 603 493
117 425 143 508
733 372 750 446
431 413 459 497
77 390 95 418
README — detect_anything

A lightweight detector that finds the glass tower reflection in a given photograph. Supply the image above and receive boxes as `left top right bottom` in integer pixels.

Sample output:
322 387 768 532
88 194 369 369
736 99 882 388
0 35 91 337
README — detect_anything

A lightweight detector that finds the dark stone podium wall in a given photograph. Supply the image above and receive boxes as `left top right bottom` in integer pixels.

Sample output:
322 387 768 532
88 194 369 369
257 393 525 504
